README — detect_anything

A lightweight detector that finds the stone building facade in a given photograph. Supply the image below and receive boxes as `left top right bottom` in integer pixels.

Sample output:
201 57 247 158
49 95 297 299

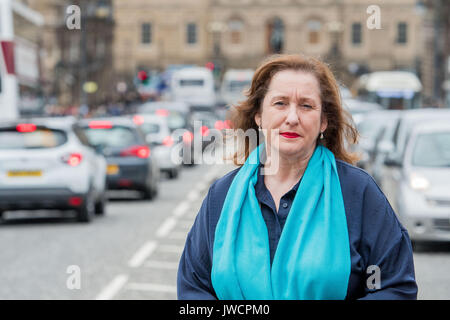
113 0 425 86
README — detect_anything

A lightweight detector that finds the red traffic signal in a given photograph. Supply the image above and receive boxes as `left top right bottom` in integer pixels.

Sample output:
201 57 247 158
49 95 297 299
137 70 148 82
205 61 215 71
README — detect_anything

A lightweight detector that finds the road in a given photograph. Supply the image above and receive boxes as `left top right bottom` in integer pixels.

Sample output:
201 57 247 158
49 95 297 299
0 161 449 300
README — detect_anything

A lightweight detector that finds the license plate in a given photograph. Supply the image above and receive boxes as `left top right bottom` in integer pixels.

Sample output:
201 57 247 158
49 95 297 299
107 164 119 175
8 170 42 177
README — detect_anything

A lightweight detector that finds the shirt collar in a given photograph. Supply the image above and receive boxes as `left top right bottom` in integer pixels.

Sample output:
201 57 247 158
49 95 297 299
254 162 302 202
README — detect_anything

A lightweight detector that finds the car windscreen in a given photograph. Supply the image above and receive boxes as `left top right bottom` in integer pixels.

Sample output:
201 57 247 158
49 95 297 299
411 132 450 167
227 80 251 92
83 126 139 148
167 112 187 131
179 79 204 87
140 122 161 135
0 127 67 149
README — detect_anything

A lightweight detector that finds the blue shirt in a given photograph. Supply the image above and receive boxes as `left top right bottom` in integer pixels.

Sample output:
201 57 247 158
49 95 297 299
177 159 418 300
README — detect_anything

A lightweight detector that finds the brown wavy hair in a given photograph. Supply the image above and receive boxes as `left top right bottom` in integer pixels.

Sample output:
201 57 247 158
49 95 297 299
225 54 360 166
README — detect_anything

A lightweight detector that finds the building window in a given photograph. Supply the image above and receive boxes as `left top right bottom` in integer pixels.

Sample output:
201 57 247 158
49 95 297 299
266 17 284 54
351 22 362 45
186 23 197 45
228 19 243 44
307 20 322 44
397 22 408 44
141 23 152 44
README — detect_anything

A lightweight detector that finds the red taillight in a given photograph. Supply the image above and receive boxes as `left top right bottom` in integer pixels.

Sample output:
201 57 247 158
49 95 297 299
200 125 210 137
133 115 144 125
62 153 83 166
214 120 224 130
16 123 36 133
120 145 150 158
89 120 112 129
162 136 174 147
155 109 169 117
68 197 82 206
182 131 194 144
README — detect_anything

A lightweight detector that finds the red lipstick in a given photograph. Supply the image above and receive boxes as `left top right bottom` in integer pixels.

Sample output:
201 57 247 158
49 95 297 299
280 132 300 138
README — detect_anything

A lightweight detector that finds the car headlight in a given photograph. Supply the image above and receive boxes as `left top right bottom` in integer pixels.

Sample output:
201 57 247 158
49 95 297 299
410 173 430 191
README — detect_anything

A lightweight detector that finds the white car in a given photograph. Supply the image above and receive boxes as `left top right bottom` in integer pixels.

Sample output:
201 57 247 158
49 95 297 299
132 113 182 179
0 117 107 223
385 121 450 243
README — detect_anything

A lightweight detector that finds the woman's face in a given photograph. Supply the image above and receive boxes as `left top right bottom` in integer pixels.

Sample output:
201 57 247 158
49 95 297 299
255 69 327 161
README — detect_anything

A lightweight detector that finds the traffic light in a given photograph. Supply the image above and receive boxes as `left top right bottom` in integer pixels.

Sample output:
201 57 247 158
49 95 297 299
137 70 149 85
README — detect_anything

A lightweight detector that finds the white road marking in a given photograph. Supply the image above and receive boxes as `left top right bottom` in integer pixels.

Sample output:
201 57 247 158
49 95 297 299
144 260 179 270
156 217 178 238
172 201 190 218
95 274 129 300
126 282 177 293
128 241 158 268
187 190 200 202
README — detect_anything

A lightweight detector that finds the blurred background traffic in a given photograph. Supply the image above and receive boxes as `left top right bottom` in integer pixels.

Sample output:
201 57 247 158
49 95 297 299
0 0 450 300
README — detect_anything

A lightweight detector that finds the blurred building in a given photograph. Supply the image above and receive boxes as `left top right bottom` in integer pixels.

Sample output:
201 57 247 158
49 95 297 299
3 0 45 115
113 0 425 86
28 0 114 108
420 0 450 107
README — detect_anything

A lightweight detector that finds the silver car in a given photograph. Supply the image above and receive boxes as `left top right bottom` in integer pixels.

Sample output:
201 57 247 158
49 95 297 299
0 117 107 223
132 113 182 179
383 121 450 243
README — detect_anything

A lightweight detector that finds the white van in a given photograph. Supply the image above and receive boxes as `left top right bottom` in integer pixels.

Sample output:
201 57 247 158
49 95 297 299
354 71 422 109
220 69 254 107
170 67 216 107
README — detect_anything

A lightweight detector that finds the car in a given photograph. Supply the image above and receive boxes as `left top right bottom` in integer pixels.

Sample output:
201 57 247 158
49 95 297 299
78 117 160 200
131 113 182 179
138 101 200 165
0 117 107 223
354 109 402 171
188 109 221 151
342 98 383 126
386 122 450 244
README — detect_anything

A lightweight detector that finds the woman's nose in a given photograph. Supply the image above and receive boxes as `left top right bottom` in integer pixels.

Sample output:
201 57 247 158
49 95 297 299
285 103 299 125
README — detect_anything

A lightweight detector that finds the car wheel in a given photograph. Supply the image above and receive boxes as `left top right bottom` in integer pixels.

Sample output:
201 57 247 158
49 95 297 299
142 184 154 200
168 168 179 179
77 190 95 223
95 192 107 215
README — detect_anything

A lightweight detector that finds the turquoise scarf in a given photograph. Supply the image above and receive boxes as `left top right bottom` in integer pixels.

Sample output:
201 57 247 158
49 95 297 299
211 143 351 300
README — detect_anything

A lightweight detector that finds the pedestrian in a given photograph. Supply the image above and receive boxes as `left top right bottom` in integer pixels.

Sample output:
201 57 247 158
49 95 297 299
177 54 418 300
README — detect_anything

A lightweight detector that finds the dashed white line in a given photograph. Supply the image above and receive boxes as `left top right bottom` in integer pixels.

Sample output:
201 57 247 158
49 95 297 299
156 217 178 238
95 274 129 300
128 241 158 268
172 201 190 218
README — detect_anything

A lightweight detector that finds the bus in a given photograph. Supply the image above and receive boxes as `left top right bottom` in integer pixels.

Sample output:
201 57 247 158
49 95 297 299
0 0 18 120
353 71 422 109
170 67 216 107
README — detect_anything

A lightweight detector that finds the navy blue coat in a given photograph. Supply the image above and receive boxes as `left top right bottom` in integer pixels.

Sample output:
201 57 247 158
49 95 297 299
177 159 418 300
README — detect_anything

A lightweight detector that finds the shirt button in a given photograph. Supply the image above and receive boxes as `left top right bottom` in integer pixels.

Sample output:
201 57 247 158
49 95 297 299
282 202 288 209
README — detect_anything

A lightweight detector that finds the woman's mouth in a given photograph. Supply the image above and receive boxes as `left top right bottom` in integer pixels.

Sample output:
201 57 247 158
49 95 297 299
280 132 300 139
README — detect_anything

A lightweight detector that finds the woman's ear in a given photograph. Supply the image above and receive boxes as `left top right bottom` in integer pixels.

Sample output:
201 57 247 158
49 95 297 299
254 113 261 128
320 114 328 133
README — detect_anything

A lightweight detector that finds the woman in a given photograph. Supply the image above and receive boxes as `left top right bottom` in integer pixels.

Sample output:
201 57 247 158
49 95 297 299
177 54 417 300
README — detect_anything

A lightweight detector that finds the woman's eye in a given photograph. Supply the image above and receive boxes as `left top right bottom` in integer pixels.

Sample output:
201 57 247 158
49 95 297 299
274 101 285 106
302 104 313 109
